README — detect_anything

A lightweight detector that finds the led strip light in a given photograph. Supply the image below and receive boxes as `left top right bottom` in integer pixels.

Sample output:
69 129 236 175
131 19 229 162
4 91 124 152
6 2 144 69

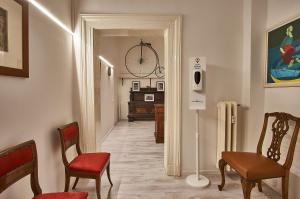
99 55 114 68
27 0 74 35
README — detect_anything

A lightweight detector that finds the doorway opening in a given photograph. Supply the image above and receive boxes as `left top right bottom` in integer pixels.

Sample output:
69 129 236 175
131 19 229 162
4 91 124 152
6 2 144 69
79 14 182 176
94 29 165 142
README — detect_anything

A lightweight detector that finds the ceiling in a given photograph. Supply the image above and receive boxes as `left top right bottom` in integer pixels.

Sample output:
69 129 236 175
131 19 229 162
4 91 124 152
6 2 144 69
95 29 164 37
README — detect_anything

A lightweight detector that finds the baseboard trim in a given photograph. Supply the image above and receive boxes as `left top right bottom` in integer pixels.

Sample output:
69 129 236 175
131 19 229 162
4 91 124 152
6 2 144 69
99 126 114 145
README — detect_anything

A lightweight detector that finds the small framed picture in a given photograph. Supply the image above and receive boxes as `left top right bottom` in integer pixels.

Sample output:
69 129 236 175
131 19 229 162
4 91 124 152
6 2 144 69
144 94 154 102
156 81 165 91
132 81 140 91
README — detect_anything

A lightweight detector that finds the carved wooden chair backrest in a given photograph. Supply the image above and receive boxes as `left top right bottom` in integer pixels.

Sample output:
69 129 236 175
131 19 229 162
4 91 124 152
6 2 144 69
57 122 82 167
257 112 300 169
0 140 42 195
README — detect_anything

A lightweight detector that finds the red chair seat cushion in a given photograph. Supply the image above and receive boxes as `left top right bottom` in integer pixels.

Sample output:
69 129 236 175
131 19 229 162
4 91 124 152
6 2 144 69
69 153 110 173
33 192 88 199
222 152 285 180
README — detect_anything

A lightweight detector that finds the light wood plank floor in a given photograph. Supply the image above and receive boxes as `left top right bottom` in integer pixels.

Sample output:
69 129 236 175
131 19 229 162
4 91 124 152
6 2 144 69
76 121 281 199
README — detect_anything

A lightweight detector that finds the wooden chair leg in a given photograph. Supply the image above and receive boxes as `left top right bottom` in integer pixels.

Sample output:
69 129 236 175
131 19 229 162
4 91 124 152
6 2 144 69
282 175 289 199
64 172 70 192
106 186 112 199
106 163 113 186
257 180 263 192
96 176 101 199
72 177 79 190
218 159 227 191
241 178 255 199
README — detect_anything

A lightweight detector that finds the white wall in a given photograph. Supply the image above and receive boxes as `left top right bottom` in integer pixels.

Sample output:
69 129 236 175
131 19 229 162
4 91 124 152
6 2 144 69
118 37 164 77
0 0 75 198
242 0 267 152
75 0 244 174
242 0 300 198
94 34 119 144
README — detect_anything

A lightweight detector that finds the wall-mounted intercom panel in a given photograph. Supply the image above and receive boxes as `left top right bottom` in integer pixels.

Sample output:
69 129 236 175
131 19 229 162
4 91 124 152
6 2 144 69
189 57 206 110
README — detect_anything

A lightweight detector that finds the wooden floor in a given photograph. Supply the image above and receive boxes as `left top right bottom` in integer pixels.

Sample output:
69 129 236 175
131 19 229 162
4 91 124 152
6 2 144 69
76 121 281 199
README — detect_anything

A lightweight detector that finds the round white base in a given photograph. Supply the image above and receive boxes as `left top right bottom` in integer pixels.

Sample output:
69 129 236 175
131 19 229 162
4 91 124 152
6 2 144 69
186 174 210 188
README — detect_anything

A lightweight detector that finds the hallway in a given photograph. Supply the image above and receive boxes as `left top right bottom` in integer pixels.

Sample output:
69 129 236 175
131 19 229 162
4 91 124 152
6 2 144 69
76 121 281 199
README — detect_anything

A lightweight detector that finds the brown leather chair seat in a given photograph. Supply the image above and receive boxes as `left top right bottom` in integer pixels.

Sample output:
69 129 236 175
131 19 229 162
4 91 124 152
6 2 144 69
222 151 285 180
218 113 300 199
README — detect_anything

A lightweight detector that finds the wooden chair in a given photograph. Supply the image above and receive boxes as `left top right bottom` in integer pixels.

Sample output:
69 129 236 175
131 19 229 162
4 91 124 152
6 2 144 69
218 112 300 199
58 122 113 199
0 140 88 199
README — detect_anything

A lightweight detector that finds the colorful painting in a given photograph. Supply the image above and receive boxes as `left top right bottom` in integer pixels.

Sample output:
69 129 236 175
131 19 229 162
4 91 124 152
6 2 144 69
0 7 8 52
266 15 300 87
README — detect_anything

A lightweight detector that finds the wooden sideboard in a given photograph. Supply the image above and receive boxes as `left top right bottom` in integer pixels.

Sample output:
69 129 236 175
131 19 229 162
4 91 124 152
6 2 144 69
128 88 164 122
154 104 164 143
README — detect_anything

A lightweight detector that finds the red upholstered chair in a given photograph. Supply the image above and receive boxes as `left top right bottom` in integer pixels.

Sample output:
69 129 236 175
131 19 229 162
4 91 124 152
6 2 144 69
0 140 88 199
58 122 113 199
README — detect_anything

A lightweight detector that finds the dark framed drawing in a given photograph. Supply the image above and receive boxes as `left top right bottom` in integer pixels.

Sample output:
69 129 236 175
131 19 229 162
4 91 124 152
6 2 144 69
144 94 154 102
132 81 140 91
156 81 165 91
0 0 29 77
266 14 300 87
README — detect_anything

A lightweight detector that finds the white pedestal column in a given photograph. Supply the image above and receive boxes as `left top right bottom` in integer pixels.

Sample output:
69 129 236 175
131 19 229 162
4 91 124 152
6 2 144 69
186 110 210 187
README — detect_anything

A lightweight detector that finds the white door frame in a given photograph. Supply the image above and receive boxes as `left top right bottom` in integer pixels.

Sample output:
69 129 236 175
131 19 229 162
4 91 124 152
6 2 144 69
79 14 182 176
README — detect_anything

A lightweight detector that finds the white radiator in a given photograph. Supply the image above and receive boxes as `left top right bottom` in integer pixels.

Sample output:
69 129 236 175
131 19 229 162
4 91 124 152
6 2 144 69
216 101 238 168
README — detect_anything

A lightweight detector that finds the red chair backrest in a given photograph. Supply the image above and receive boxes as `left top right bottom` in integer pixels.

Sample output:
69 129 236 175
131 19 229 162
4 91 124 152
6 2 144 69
57 122 82 167
62 123 78 143
58 122 80 150
0 140 42 195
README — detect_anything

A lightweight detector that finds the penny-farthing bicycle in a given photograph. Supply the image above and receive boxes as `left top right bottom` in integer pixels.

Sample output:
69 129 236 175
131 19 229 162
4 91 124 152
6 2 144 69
125 40 164 78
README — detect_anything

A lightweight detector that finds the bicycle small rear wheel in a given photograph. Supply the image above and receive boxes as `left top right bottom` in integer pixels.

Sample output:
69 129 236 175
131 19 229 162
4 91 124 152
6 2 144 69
155 66 165 78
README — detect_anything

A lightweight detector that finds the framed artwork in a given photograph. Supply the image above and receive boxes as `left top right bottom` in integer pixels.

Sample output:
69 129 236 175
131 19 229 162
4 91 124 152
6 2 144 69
144 94 154 102
265 14 300 87
0 0 29 77
156 81 165 91
132 81 140 91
